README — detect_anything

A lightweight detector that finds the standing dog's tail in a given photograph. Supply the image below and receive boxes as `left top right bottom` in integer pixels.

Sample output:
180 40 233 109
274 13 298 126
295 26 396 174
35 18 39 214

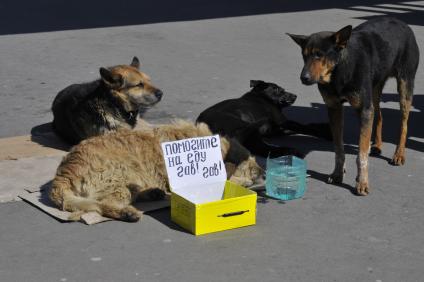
49 178 141 222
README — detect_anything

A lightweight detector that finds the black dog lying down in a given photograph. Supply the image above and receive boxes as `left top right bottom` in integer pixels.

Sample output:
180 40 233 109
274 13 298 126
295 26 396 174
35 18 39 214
197 80 331 158
52 57 163 145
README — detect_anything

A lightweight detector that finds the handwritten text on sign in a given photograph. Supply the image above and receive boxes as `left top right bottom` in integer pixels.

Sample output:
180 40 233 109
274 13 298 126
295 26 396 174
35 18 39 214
161 135 227 189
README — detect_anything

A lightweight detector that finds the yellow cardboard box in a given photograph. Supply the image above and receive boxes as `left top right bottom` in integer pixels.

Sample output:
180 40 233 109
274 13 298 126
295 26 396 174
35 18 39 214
161 135 257 235
171 180 257 235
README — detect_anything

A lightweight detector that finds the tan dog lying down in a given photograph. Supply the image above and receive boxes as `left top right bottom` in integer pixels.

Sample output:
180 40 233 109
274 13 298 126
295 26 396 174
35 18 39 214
49 120 263 222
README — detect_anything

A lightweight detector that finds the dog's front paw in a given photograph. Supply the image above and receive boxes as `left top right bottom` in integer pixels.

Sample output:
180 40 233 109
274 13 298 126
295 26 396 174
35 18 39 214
370 145 382 156
327 170 344 184
355 181 369 196
229 176 253 187
120 206 142 222
390 152 405 166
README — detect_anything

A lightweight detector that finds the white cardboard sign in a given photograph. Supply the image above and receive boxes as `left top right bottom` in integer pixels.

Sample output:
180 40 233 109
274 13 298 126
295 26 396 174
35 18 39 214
161 135 227 201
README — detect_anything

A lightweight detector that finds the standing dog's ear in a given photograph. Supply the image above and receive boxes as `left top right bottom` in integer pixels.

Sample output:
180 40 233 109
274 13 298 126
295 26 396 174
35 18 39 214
130 56 140 69
286 33 308 48
100 67 124 89
332 25 352 49
250 80 265 88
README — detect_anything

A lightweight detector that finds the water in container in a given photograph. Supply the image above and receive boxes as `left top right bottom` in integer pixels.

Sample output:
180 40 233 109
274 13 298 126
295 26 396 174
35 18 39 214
265 155 306 200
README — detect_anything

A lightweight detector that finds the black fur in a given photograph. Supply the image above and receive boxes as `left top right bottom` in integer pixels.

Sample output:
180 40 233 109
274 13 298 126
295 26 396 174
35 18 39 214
197 80 332 158
288 17 419 106
52 57 162 145
52 80 138 145
288 17 419 195
225 137 252 165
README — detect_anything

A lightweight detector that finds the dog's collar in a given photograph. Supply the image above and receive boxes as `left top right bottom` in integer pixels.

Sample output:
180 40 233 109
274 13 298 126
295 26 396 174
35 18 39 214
127 110 137 120
118 109 137 122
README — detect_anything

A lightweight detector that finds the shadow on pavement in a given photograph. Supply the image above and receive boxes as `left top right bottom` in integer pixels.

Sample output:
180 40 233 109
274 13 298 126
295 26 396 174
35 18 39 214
348 2 424 26
306 169 357 195
1 0 420 35
30 122 71 151
29 93 423 157
145 208 192 234
280 93 424 153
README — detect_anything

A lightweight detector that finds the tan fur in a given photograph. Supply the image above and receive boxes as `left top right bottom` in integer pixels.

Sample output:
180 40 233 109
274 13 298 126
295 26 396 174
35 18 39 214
50 120 262 222
391 78 412 165
228 157 263 187
105 64 161 113
372 85 384 154
309 57 335 84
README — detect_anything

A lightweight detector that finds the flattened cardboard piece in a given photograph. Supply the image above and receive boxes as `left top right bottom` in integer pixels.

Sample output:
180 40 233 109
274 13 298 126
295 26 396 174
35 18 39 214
19 190 73 222
161 135 227 195
0 118 154 161
19 190 170 225
80 212 109 225
0 155 63 203
0 134 67 161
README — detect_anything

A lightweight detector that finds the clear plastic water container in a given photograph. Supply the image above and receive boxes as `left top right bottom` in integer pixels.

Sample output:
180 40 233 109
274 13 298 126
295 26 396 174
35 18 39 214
265 155 307 200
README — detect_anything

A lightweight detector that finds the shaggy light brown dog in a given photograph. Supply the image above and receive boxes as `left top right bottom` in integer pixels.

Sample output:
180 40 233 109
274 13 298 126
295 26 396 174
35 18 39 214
49 120 263 222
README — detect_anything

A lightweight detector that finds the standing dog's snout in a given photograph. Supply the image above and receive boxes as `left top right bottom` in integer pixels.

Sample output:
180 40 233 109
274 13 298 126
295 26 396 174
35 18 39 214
154 89 163 100
300 69 314 85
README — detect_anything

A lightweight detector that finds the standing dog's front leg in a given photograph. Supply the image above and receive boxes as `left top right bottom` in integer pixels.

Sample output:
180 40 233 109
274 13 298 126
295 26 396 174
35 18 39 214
327 105 345 184
356 106 374 195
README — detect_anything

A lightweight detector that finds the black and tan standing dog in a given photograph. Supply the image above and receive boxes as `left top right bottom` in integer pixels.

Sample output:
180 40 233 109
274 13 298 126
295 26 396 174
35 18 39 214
288 17 419 195
52 57 163 145
197 80 332 158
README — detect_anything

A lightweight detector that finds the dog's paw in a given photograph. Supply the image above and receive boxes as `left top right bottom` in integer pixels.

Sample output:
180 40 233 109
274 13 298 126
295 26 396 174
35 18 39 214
238 178 254 187
67 211 84 222
390 153 405 166
327 170 344 184
229 176 253 187
120 206 142 222
370 146 382 156
355 181 369 196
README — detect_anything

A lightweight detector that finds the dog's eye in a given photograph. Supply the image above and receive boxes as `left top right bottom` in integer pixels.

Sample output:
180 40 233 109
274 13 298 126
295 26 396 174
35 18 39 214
137 82 144 88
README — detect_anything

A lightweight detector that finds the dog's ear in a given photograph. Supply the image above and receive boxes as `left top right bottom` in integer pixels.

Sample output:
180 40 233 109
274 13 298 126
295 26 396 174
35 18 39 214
250 80 265 88
332 25 352 49
286 33 308 48
100 67 124 89
130 56 140 69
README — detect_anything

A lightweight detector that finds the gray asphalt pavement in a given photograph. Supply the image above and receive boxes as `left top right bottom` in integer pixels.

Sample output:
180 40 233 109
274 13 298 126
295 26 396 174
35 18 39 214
1 1 424 282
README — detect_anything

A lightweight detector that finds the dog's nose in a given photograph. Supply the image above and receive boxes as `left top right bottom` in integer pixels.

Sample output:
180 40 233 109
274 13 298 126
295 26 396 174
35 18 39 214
286 92 297 104
154 90 163 100
300 71 314 85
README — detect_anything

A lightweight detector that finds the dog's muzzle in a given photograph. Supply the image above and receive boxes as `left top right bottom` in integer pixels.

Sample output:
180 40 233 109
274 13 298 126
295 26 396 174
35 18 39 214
300 70 315 85
154 89 163 101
